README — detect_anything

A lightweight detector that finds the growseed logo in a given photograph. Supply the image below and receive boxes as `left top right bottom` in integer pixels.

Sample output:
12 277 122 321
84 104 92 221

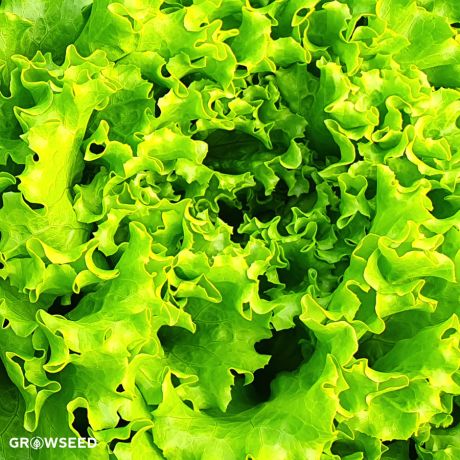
9 437 97 449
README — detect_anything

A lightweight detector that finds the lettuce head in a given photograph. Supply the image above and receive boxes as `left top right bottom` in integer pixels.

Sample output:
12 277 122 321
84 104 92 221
0 0 459 459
